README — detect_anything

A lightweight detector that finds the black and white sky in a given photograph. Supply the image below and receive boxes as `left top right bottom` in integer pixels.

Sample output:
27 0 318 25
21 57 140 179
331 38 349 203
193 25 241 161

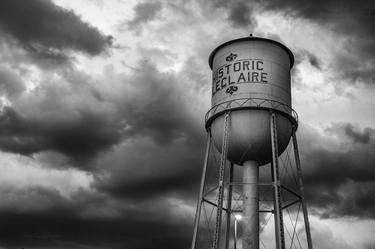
0 0 374 248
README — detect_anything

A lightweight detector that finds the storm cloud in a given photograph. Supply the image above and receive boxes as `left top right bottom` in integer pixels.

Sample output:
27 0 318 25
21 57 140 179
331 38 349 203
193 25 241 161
0 185 192 249
297 122 375 218
0 0 112 63
0 60 204 167
261 0 374 84
0 106 122 161
227 1 257 27
127 2 162 31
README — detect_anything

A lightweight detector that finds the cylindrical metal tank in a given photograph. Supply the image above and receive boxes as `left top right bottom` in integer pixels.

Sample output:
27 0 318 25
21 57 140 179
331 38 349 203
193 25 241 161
206 36 296 165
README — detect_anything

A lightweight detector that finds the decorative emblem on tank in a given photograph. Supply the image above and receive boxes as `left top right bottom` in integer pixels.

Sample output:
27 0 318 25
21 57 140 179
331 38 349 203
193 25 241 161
226 85 238 95
225 53 237 62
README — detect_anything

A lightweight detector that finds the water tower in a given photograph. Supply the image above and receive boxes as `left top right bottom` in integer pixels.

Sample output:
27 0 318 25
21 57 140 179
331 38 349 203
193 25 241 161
191 36 313 249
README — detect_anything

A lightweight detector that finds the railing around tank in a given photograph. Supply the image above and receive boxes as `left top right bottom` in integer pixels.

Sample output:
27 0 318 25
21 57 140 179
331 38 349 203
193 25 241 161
205 97 298 130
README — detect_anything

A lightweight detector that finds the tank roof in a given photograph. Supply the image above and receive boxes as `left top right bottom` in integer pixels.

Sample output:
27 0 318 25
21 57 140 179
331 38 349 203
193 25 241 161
208 36 295 69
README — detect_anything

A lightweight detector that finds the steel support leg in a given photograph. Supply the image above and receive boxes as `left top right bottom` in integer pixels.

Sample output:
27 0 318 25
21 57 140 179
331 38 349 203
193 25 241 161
213 112 231 249
225 163 234 249
191 132 212 249
292 132 313 249
270 112 285 249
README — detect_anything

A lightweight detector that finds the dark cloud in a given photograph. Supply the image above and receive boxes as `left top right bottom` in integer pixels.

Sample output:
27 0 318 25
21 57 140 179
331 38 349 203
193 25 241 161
198 0 257 29
0 0 112 63
293 50 322 71
127 2 162 31
333 51 375 84
307 52 321 70
111 61 203 145
255 0 374 28
0 212 191 249
94 137 205 200
0 186 192 249
0 68 124 163
296 122 375 218
258 0 374 84
0 106 122 162
91 61 207 199
24 43 72 68
2 59 209 239
326 123 375 144
0 60 205 169
227 1 257 27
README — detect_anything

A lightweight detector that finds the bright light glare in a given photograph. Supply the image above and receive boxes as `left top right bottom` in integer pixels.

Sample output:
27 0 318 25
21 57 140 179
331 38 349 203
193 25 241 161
234 214 242 220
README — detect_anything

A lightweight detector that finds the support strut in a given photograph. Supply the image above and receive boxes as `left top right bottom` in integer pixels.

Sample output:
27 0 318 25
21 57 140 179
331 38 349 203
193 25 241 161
212 112 231 249
270 112 285 249
191 132 212 249
292 132 313 249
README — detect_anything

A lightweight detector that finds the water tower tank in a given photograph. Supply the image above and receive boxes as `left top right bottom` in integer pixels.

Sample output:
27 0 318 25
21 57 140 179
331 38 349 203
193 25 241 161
206 36 297 165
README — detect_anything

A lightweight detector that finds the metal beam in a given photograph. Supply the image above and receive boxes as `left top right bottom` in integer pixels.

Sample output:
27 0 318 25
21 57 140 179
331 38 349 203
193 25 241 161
213 112 231 249
292 132 313 249
281 185 302 199
202 198 228 212
282 199 301 210
270 112 285 249
232 209 273 213
191 132 212 249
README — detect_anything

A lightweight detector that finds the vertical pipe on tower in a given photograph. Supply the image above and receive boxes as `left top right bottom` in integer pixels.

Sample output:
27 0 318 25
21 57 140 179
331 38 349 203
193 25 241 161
242 160 259 249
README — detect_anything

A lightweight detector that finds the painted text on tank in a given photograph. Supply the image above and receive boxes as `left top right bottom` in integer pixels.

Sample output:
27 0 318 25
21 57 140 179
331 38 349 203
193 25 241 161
212 59 269 95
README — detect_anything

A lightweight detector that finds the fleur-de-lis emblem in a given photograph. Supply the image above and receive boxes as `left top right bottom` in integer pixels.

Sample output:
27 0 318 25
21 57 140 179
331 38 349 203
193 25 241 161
225 53 237 62
226 86 238 95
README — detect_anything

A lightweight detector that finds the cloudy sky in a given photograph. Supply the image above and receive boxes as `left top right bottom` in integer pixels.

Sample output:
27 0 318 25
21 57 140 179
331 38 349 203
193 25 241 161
0 0 374 248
